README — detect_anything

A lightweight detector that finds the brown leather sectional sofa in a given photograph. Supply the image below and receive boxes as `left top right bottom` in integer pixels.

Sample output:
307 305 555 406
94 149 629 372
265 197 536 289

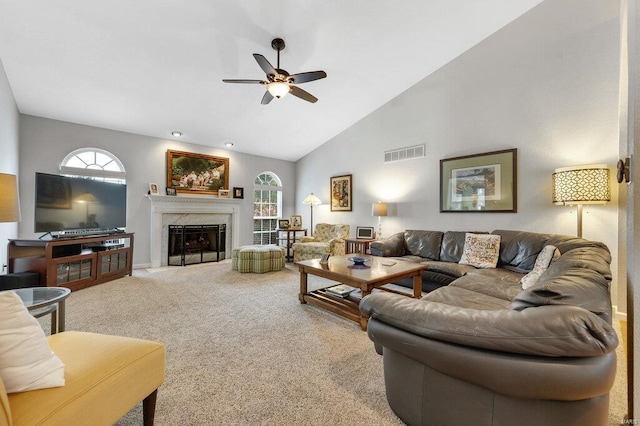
361 229 618 426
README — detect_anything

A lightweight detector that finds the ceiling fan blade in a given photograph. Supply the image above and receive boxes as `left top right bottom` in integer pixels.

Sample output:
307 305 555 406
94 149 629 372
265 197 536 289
253 54 276 77
288 70 327 84
289 85 318 103
261 91 274 105
222 79 265 84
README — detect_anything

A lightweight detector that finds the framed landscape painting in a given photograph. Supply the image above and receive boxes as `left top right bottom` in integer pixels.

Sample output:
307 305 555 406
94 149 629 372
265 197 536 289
440 149 517 212
166 150 229 195
330 174 352 212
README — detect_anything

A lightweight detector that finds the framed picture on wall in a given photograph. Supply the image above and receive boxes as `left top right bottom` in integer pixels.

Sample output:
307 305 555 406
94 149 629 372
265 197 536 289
440 149 517 212
233 187 244 199
166 149 229 196
330 174 352 212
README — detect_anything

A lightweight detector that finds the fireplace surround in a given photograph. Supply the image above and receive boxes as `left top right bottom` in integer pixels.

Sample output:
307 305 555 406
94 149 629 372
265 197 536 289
147 195 240 267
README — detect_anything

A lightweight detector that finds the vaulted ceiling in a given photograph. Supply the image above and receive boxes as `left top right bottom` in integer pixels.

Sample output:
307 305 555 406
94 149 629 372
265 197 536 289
0 0 543 161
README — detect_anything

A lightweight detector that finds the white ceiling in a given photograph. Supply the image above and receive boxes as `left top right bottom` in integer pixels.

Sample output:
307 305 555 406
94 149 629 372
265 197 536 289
0 0 543 161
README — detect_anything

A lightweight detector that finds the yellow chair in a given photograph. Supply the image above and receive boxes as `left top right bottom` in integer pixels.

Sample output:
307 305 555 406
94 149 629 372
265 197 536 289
292 223 350 262
0 331 165 426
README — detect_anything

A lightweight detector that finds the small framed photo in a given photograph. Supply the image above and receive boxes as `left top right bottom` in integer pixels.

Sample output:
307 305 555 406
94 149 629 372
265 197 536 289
233 187 244 199
278 220 290 229
356 226 375 239
166 187 177 196
218 189 230 198
290 215 303 229
149 183 159 195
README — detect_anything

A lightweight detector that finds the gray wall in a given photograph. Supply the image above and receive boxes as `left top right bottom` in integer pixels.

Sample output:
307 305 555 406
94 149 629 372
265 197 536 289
296 0 623 311
0 58 20 269
18 115 296 267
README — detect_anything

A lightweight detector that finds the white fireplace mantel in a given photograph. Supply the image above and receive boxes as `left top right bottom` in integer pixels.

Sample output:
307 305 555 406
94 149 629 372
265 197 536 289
147 194 241 267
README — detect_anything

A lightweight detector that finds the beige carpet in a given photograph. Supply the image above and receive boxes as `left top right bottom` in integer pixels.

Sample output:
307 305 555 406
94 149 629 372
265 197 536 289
40 261 627 425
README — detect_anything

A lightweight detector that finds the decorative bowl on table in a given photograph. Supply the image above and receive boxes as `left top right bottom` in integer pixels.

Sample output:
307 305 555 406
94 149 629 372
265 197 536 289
347 256 370 267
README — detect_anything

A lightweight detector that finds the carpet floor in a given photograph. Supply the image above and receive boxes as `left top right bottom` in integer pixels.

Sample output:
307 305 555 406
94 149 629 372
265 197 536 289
43 260 627 425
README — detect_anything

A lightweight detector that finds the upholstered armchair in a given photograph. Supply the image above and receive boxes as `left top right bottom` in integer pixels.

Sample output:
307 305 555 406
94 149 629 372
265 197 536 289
292 223 350 262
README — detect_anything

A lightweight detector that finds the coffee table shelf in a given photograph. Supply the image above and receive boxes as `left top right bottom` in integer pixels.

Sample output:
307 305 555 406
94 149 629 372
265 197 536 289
295 255 426 330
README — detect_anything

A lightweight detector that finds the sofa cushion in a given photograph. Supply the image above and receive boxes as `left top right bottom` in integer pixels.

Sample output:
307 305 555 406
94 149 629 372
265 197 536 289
491 230 552 272
510 246 613 323
425 261 476 278
438 231 468 263
0 291 65 393
370 232 407 257
450 272 523 302
424 286 512 310
459 233 501 269
404 230 443 260
521 245 560 289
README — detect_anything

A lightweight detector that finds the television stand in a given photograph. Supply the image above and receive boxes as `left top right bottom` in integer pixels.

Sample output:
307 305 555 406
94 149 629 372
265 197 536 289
8 233 134 291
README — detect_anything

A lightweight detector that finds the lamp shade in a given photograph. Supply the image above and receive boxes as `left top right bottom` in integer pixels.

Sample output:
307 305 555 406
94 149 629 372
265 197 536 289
302 193 321 206
372 201 388 217
0 173 21 223
552 164 610 205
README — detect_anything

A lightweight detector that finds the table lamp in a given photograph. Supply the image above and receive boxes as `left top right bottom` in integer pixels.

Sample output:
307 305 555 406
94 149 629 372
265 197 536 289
552 164 610 238
0 173 21 223
372 201 388 239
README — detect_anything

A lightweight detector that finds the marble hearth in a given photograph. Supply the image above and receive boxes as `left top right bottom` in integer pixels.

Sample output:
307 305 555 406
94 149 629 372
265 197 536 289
147 195 240 267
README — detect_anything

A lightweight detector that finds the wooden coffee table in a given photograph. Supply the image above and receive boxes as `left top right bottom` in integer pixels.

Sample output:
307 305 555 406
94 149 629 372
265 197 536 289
295 255 426 330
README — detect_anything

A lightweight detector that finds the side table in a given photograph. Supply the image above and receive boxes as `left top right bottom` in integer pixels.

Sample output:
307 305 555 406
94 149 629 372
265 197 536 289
345 238 376 255
3 287 71 334
277 228 308 261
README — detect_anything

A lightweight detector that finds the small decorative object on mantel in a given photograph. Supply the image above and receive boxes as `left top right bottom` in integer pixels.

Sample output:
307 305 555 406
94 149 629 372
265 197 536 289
166 187 177 196
290 215 302 229
218 189 230 198
166 149 229 196
330 174 352 212
440 149 517 213
233 187 244 199
149 183 159 195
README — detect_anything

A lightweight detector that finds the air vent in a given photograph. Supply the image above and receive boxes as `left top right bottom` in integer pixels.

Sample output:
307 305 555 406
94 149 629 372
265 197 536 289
384 144 426 163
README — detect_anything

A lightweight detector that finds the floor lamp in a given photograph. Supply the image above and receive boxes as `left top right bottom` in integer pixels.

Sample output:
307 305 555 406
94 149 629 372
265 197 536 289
303 193 321 236
552 164 610 238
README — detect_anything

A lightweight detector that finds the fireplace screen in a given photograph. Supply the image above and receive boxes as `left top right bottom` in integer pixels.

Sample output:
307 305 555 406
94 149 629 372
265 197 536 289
168 224 226 266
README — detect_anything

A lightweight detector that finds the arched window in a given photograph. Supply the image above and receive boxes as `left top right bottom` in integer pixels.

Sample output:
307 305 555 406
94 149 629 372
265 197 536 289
253 172 282 245
60 148 126 183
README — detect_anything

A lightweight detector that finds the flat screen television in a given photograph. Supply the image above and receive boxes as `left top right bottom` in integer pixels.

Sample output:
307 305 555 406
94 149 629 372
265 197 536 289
35 172 127 233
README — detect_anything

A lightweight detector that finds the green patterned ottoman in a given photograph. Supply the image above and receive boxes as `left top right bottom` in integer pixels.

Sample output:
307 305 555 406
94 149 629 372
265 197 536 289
232 245 286 273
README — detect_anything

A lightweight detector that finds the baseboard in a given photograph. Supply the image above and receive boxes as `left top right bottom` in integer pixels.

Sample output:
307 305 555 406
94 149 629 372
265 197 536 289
133 263 152 269
613 305 628 321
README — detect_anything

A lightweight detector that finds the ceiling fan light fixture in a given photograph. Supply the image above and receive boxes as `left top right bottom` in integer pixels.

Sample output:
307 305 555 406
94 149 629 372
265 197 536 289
267 81 290 99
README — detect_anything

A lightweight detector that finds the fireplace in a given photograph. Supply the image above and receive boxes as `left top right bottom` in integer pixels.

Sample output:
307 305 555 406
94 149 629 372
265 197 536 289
147 194 240 268
168 224 226 266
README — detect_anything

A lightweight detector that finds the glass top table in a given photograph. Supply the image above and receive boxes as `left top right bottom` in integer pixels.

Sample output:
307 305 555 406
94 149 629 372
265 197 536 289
2 287 71 334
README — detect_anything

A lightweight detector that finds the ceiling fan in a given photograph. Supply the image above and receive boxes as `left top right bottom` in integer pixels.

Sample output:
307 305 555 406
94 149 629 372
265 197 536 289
223 38 327 105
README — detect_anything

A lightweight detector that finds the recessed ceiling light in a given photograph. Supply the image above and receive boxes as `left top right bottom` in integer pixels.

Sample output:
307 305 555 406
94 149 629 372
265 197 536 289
171 131 183 137
224 142 234 147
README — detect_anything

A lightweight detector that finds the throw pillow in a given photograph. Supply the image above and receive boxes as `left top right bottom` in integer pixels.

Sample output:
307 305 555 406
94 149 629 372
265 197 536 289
459 233 501 269
521 245 561 289
0 291 65 393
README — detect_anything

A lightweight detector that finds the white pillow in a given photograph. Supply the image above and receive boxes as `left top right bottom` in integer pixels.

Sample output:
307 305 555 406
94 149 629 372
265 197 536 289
459 233 501 269
0 291 65 393
521 245 561 289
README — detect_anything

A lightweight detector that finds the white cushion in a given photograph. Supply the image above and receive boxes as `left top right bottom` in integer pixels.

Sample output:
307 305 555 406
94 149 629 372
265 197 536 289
459 233 501 269
0 291 65 393
521 245 561 289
